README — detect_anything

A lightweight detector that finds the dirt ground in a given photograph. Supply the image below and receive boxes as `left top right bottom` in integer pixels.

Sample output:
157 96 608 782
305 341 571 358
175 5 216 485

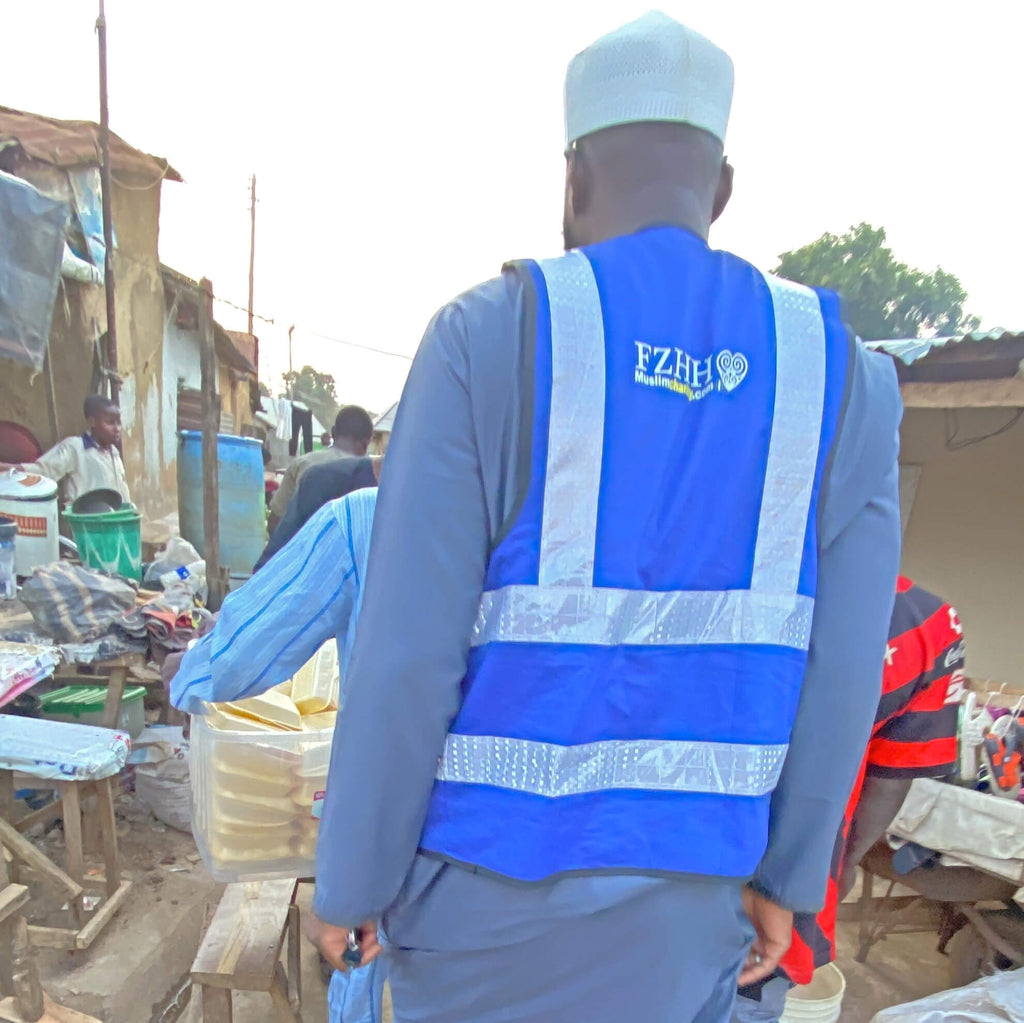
15 787 965 1023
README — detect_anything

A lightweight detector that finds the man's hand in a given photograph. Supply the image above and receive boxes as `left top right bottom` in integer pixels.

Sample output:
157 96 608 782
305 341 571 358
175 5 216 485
738 887 793 986
304 911 381 972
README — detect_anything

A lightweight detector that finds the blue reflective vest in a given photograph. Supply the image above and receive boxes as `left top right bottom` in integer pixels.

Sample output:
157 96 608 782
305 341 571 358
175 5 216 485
420 226 851 882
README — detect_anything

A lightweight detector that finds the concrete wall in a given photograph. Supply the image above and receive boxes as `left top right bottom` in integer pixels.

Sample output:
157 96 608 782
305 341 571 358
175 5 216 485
899 406 1024 687
109 174 174 518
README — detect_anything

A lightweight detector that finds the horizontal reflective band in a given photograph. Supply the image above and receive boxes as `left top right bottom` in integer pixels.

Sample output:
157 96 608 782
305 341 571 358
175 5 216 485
437 734 788 798
472 585 814 651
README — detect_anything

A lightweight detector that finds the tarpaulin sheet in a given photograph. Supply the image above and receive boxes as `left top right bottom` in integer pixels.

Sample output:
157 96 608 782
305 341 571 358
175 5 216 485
0 169 67 370
0 714 129 781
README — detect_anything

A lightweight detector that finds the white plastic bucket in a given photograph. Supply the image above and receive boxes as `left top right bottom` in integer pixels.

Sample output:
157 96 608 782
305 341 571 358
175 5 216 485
781 963 846 1023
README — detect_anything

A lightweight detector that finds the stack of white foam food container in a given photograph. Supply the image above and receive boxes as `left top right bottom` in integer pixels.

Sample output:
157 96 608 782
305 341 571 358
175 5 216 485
191 643 340 880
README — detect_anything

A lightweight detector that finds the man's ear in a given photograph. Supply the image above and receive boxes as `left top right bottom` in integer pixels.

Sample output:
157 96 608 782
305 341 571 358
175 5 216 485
568 145 593 220
711 159 734 223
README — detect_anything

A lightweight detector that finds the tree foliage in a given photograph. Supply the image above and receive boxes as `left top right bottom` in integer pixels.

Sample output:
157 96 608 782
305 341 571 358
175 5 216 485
774 223 979 341
282 365 338 428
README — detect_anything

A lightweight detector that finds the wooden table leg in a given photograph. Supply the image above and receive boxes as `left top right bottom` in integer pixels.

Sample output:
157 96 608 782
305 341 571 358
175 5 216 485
102 666 129 730
286 904 301 1013
95 779 120 899
269 962 303 1023
58 784 85 927
10 916 43 1022
856 868 875 963
201 985 233 1022
0 774 19 887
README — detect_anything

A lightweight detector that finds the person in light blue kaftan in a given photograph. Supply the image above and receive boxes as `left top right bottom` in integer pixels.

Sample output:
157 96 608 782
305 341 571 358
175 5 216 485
171 488 385 1023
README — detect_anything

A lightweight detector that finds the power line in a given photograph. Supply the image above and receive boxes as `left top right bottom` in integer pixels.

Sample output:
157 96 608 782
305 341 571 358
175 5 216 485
210 295 413 361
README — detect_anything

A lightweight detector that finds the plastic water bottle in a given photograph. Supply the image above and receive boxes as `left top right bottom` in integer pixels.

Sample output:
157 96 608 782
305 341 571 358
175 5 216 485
0 516 16 599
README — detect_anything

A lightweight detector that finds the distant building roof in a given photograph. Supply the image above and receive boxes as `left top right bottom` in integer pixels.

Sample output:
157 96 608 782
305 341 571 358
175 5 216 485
0 105 181 183
374 401 399 433
866 329 1024 367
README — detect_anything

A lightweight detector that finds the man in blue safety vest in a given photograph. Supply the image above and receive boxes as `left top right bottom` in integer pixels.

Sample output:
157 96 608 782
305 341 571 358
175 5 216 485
306 12 903 1022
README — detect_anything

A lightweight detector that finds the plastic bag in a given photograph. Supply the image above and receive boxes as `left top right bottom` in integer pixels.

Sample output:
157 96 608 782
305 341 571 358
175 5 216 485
128 725 191 832
869 967 1024 1022
143 537 202 587
21 562 136 642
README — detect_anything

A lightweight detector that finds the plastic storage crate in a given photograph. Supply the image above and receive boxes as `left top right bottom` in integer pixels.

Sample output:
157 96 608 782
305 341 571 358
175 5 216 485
190 713 332 882
39 684 146 738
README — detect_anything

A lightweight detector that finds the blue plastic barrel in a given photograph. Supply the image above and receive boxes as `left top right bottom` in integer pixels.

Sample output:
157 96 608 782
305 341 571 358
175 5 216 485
177 432 266 577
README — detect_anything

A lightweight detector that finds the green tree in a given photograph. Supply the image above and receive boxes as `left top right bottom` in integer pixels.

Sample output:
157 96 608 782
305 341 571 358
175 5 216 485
774 223 979 341
282 365 338 430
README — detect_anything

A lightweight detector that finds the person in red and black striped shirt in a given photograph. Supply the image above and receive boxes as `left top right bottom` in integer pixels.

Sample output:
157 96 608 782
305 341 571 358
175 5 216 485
732 577 964 1022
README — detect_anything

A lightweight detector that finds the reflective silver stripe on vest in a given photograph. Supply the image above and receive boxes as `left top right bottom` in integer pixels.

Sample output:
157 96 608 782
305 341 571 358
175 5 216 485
437 734 788 798
472 585 814 651
751 276 829 594
536 251 606 587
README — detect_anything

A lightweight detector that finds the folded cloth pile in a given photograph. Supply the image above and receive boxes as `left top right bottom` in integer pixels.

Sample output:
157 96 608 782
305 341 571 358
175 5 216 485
117 594 214 654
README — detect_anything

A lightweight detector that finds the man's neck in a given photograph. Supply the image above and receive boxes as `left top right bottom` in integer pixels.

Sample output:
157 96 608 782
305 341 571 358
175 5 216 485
584 185 713 247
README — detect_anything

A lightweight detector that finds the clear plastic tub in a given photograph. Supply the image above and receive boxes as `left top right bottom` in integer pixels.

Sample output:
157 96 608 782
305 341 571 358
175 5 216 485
190 713 333 882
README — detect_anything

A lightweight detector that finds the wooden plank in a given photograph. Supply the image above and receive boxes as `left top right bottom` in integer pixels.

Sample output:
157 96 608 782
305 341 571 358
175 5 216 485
73 880 132 950
13 801 63 837
269 962 303 1023
23 927 77 952
201 985 233 1023
286 904 301 1013
900 376 1024 408
0 818 83 899
57 785 84 927
0 993 103 1023
198 277 225 612
102 666 129 730
0 885 29 925
95 779 120 898
192 880 295 991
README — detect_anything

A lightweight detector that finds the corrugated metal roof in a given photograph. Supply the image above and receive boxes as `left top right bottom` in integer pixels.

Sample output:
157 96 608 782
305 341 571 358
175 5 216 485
865 329 1024 366
0 105 181 183
373 401 399 433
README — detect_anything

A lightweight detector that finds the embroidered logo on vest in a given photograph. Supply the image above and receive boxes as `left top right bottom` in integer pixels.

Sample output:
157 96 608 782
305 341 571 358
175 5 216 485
633 342 749 400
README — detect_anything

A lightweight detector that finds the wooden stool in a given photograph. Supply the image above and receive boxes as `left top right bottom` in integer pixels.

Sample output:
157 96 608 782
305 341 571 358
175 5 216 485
191 880 302 1022
0 772 131 952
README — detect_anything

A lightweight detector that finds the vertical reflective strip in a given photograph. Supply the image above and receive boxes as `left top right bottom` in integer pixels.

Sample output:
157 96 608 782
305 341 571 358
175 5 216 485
536 251 606 587
751 276 828 595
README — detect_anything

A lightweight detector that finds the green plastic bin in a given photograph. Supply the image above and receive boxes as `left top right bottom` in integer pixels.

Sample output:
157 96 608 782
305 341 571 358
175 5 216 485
39 684 147 738
64 505 142 581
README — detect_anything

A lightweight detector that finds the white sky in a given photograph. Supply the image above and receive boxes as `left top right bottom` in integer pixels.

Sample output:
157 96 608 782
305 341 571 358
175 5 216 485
4 1 1023 413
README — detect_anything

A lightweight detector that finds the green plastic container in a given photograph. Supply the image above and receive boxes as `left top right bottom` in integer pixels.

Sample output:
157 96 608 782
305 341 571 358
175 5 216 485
39 684 146 738
64 505 142 581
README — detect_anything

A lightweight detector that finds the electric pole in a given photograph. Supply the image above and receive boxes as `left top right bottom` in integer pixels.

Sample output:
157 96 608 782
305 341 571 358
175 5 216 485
247 175 256 338
96 0 119 403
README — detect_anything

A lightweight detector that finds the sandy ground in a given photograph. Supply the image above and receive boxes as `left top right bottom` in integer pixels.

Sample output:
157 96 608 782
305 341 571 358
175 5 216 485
18 788 961 1023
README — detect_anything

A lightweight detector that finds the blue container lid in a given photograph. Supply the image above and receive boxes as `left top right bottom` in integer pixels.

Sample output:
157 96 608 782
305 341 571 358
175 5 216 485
178 431 262 450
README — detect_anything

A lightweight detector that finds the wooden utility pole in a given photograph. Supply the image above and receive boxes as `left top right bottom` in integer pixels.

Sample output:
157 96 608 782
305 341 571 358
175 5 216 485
287 325 295 396
198 278 226 612
95 0 119 404
247 175 256 338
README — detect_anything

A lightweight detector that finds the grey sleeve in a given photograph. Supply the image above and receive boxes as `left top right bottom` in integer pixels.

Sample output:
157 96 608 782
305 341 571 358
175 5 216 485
313 276 525 927
752 346 903 912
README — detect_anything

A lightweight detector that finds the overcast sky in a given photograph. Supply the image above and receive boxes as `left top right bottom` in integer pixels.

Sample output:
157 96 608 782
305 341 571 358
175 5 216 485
5 1 1022 413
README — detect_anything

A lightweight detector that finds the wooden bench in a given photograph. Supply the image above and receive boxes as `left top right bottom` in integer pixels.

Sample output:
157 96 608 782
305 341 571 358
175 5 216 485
0 772 131 952
191 880 302 1022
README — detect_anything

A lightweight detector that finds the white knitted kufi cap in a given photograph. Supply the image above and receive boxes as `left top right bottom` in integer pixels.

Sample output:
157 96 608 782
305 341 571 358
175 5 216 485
565 11 734 147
